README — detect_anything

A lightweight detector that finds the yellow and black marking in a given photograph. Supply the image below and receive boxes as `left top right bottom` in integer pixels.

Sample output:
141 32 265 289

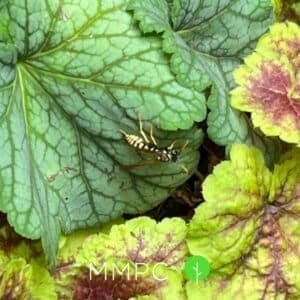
119 131 156 152
120 113 188 166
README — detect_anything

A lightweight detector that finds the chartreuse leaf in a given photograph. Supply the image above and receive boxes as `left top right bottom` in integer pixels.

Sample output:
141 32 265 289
0 0 203 265
231 22 300 144
0 225 56 299
186 144 300 299
0 217 187 299
56 217 187 299
128 0 283 164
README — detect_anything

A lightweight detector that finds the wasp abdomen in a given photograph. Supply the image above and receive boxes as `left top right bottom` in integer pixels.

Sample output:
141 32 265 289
121 131 151 152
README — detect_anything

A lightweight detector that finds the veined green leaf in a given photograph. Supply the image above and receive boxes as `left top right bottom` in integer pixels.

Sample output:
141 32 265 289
0 0 203 265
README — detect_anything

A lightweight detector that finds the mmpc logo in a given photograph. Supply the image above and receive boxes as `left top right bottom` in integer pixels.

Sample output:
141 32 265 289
89 262 168 282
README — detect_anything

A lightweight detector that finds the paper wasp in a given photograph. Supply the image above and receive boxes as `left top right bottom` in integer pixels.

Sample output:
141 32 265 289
120 113 189 172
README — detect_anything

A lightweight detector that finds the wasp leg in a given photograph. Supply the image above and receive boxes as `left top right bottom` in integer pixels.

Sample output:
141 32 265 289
150 124 158 146
122 159 156 171
180 164 189 174
137 112 150 144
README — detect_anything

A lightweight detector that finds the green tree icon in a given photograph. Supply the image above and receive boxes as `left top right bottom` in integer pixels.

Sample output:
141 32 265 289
184 256 210 283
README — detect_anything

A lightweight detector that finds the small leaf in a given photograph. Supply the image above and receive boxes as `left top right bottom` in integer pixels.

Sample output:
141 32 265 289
231 22 300 144
186 144 300 298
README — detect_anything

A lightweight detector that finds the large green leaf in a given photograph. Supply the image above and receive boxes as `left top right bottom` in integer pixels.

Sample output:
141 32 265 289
0 0 203 265
128 0 283 164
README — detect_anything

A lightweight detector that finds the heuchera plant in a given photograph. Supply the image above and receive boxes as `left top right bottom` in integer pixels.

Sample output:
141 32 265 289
231 22 300 144
0 0 283 265
0 224 56 299
1 0 300 298
0 0 284 266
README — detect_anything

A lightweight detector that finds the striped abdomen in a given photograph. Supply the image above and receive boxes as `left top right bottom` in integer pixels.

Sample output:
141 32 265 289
120 130 157 152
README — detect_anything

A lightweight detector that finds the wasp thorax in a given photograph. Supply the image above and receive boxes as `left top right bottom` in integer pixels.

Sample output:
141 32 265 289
155 148 180 162
157 151 170 162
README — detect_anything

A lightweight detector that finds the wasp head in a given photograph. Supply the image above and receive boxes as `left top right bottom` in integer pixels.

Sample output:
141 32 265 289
170 149 180 162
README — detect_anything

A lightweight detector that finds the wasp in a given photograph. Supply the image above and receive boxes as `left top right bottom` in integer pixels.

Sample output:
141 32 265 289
120 113 189 172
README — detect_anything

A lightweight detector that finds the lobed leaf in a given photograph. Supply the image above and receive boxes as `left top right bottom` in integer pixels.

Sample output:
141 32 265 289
56 217 187 299
187 144 300 298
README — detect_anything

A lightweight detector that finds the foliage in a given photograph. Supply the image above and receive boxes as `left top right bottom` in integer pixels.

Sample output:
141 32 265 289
0 0 300 299
56 217 187 299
